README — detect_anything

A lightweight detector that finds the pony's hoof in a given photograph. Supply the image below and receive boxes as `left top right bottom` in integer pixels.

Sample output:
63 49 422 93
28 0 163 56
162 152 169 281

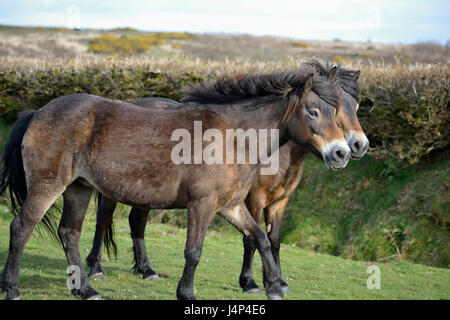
143 274 160 281
267 294 283 300
243 287 262 295
241 279 260 294
5 294 22 300
89 272 105 280
282 286 291 294
176 288 196 300
79 285 102 300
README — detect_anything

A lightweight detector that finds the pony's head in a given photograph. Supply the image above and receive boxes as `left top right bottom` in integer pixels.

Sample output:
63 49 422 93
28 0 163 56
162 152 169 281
306 60 369 159
285 69 350 170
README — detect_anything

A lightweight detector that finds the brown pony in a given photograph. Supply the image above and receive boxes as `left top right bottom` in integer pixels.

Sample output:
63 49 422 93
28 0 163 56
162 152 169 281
239 62 368 294
0 66 349 300
85 62 368 295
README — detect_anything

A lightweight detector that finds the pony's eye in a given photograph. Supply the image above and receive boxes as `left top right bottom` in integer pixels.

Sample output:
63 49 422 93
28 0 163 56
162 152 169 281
307 109 320 119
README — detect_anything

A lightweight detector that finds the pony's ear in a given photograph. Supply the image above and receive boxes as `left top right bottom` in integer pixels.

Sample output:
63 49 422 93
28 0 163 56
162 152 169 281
304 73 314 92
327 66 338 83
353 70 361 81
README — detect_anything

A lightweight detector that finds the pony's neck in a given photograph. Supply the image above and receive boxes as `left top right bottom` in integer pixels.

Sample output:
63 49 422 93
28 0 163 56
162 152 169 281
182 97 290 140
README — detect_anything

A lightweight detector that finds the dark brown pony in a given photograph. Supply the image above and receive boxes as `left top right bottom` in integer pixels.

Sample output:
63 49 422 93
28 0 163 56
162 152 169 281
85 62 368 294
0 66 349 300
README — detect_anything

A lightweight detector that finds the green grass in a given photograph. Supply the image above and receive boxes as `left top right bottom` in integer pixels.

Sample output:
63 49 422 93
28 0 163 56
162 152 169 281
0 211 448 300
281 153 450 268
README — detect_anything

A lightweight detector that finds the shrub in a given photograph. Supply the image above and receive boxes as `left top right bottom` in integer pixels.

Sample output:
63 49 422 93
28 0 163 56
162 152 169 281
358 63 450 165
332 55 351 64
88 34 165 54
291 41 311 48
0 57 448 166
111 27 139 33
358 51 376 58
156 32 191 40
88 32 191 55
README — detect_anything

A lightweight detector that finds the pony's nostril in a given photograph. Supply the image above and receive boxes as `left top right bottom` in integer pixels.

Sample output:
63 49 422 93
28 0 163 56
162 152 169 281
353 141 361 152
335 149 345 160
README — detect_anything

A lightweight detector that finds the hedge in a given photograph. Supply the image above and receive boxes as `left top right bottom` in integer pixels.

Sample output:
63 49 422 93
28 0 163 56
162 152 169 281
0 57 448 166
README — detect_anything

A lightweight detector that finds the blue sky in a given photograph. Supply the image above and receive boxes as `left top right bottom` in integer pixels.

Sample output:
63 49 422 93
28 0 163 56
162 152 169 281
0 0 449 44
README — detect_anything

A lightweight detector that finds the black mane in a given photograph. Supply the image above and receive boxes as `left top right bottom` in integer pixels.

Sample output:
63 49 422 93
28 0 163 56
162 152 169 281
182 62 341 121
182 66 341 108
305 59 361 103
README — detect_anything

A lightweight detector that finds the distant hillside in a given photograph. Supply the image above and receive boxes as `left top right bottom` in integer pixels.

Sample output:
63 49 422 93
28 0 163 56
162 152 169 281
0 25 448 64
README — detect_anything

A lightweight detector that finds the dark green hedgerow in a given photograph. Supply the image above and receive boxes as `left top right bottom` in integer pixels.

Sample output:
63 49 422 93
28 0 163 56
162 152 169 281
0 60 448 166
357 64 450 166
0 68 202 122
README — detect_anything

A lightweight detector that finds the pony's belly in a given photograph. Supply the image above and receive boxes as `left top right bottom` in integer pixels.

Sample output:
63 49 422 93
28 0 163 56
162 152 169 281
79 165 186 209
96 180 185 209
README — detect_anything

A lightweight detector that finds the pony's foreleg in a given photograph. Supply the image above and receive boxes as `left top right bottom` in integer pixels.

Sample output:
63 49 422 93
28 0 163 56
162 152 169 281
86 194 117 279
239 205 264 294
0 191 61 300
59 182 100 300
221 203 283 300
129 208 158 280
265 197 290 293
176 198 216 300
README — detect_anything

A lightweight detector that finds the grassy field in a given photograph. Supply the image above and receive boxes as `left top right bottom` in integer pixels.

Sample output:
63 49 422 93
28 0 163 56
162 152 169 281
0 211 448 300
0 25 448 64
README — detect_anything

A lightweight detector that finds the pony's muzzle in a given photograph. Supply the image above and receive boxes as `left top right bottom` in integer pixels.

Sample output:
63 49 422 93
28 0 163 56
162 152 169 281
347 132 369 159
323 141 350 170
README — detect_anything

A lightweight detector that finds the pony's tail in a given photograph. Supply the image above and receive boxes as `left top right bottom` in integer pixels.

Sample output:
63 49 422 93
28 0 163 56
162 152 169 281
0 110 59 240
97 194 118 259
131 239 139 274
104 221 118 259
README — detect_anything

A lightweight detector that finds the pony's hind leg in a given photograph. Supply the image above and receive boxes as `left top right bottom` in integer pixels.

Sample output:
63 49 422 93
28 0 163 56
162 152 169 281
240 236 259 293
265 198 290 293
0 191 62 300
58 182 100 300
86 194 118 280
220 203 283 300
129 208 159 280
239 205 264 294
